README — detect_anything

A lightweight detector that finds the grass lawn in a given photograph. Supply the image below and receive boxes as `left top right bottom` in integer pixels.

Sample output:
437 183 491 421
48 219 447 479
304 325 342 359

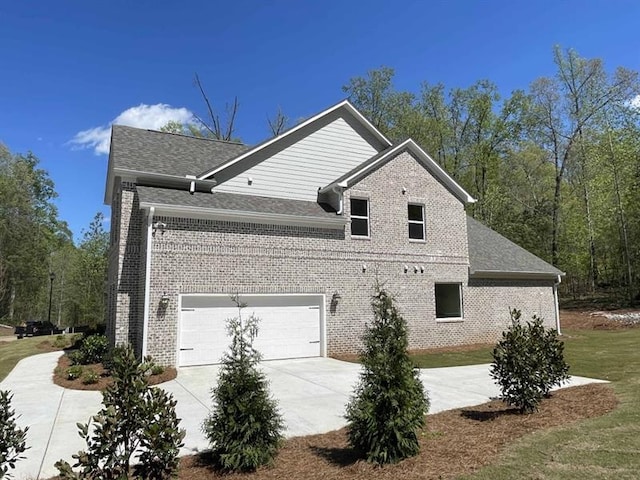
0 336 61 382
457 325 640 479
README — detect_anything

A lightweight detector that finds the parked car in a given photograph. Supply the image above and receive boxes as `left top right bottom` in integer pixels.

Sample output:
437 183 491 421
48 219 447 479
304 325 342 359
15 321 63 338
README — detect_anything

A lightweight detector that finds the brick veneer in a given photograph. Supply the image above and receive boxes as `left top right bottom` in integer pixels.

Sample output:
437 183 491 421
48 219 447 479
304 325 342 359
108 151 558 366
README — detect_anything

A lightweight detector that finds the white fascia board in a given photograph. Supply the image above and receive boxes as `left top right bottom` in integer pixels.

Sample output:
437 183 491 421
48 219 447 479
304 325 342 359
469 269 562 280
197 100 392 180
320 139 476 204
139 202 347 229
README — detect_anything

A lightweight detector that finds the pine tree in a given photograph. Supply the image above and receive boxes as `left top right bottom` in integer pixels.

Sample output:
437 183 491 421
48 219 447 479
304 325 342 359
203 296 284 472
345 287 429 464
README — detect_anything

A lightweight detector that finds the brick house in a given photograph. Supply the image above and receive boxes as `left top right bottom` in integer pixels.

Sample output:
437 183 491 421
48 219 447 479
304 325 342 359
105 100 563 367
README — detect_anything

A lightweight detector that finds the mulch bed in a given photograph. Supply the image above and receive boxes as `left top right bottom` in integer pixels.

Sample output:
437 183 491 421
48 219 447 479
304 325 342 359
53 353 177 391
560 309 640 330
178 383 617 480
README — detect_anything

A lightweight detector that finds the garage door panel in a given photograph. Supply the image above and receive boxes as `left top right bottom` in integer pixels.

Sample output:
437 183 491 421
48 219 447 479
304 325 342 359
179 300 321 367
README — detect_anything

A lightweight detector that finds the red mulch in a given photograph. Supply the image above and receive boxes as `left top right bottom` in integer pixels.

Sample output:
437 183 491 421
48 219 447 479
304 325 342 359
178 383 617 480
53 353 177 391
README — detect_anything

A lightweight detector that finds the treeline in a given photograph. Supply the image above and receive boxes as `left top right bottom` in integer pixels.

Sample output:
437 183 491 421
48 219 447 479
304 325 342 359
0 143 107 326
343 47 640 304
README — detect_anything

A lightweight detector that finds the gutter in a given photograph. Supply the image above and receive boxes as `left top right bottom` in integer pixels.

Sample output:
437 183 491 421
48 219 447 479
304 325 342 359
554 274 562 335
141 207 154 358
139 202 348 228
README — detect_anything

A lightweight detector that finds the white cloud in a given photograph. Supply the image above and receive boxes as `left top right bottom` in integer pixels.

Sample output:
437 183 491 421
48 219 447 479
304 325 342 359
70 103 195 155
630 94 640 110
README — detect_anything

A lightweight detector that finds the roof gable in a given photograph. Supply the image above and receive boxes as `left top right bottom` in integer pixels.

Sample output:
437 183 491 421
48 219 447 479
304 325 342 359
320 139 476 204
197 100 392 181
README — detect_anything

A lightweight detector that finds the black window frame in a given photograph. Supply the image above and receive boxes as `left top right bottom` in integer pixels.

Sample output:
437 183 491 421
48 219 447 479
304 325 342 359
408 203 425 241
435 283 463 319
350 197 370 238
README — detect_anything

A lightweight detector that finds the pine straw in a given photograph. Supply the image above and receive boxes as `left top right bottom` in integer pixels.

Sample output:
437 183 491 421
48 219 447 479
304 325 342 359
178 383 617 480
52 353 177 391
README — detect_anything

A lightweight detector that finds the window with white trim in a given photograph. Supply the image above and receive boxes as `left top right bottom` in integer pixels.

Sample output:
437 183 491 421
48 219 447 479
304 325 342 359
408 203 425 240
435 283 463 319
350 198 369 238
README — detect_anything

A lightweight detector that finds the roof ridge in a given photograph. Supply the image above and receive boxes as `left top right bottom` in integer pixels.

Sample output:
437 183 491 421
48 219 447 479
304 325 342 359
112 124 246 146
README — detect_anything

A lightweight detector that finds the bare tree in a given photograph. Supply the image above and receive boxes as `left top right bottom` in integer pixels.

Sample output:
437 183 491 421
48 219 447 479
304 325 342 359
267 107 289 136
193 73 239 141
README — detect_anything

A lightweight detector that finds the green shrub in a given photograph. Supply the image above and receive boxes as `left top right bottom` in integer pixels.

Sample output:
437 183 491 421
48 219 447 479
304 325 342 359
345 287 429 464
53 335 68 349
78 334 109 364
0 390 29 478
67 365 84 380
491 309 570 413
151 364 165 376
56 346 185 479
81 370 99 385
203 295 284 472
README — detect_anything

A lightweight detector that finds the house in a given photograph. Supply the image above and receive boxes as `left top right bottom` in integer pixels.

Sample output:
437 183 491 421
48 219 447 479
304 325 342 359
105 100 564 367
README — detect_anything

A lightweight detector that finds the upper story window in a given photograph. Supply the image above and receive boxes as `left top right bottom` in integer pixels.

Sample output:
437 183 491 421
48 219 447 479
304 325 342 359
350 198 370 238
408 203 425 240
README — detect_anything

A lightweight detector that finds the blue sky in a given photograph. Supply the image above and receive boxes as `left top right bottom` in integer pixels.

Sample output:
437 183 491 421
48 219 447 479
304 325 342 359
1 0 639 242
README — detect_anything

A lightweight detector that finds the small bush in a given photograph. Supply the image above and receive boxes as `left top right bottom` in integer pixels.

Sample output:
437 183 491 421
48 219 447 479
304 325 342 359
0 390 29 478
345 286 429 464
53 335 68 349
491 309 570 413
78 334 109 364
81 370 99 385
203 295 284 472
151 364 165 376
56 345 185 479
67 365 84 380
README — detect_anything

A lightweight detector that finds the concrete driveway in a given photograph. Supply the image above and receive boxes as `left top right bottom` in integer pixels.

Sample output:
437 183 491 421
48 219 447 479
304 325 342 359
1 352 606 480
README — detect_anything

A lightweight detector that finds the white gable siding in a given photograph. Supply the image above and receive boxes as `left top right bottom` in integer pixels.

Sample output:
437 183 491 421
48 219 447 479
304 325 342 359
215 117 379 201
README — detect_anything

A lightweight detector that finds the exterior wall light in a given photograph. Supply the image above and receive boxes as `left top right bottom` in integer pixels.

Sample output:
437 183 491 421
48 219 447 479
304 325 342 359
159 293 170 307
332 292 342 302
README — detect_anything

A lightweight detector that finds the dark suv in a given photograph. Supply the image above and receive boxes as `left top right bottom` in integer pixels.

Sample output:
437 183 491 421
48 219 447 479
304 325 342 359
15 321 63 338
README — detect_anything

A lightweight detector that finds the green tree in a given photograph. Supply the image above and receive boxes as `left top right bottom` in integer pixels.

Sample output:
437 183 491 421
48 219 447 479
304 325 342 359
345 287 429 464
56 346 184 479
202 295 284 472
0 390 29 479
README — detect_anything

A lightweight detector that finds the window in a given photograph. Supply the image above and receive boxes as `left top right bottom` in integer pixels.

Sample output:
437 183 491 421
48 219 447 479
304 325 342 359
408 203 425 240
435 283 463 319
350 198 370 237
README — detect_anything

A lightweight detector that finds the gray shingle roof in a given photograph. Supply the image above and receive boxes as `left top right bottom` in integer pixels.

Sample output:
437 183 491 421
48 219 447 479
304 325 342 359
467 216 563 277
110 125 249 177
136 186 338 219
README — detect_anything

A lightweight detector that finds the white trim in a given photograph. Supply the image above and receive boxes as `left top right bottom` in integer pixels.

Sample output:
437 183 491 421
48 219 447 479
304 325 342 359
176 293 327 367
141 207 155 358
554 274 562 335
321 139 476 204
139 202 347 228
469 270 563 280
198 100 392 180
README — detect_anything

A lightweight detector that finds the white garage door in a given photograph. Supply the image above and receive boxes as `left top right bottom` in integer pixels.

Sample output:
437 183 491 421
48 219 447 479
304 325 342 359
179 297 322 367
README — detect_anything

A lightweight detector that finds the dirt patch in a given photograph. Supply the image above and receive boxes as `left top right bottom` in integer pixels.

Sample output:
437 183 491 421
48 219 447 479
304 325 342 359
53 353 177 391
178 383 616 480
0 325 14 337
560 309 640 330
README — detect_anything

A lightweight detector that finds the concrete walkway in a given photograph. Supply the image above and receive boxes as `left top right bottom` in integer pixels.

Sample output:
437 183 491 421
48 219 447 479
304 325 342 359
1 352 606 480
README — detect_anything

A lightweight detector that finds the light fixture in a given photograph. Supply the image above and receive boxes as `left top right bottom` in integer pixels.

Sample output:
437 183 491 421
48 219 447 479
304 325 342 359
362 264 367 273
159 292 170 307
332 292 342 302
414 265 419 273
403 265 409 273
402 187 407 194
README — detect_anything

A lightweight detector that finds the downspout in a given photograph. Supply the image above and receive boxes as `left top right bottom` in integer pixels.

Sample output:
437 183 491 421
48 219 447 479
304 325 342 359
141 207 155 358
333 185 344 215
553 274 562 335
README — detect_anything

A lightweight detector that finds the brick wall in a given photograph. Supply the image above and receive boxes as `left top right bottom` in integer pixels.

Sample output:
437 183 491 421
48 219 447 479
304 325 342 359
111 150 558 366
